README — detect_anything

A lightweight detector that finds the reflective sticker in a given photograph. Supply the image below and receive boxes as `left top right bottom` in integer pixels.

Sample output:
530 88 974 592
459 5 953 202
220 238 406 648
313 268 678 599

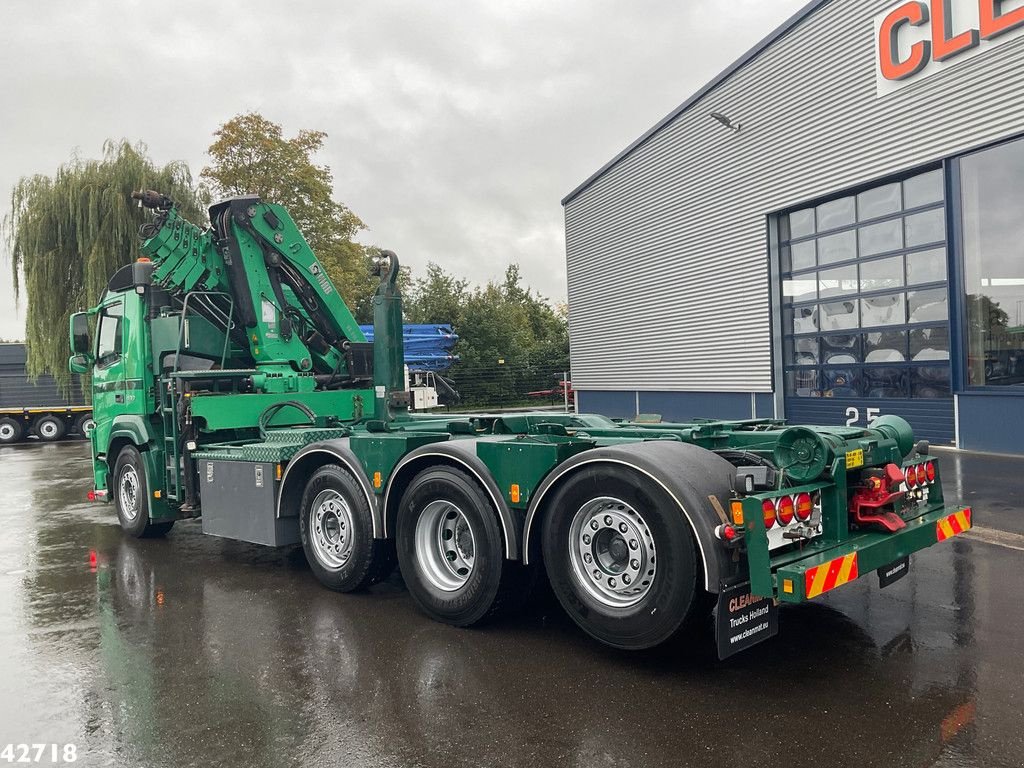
804 552 859 599
937 508 972 542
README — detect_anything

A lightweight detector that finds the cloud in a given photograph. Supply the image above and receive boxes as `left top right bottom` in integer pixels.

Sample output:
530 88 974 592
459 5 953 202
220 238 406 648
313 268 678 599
0 0 807 339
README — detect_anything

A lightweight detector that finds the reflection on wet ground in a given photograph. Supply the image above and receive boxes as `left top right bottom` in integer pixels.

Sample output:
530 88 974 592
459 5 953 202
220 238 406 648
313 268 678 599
1 441 1022 767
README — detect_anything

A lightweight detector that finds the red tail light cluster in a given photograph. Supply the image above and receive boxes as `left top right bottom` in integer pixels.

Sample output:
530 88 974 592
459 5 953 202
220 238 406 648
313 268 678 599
763 493 817 530
905 461 936 487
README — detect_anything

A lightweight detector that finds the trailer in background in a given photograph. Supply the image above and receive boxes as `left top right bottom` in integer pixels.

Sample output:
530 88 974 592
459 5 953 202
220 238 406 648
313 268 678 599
0 343 92 444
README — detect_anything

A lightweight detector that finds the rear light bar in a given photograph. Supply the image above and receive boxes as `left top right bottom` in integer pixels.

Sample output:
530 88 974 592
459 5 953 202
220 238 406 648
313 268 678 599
756 493 823 551
904 461 936 487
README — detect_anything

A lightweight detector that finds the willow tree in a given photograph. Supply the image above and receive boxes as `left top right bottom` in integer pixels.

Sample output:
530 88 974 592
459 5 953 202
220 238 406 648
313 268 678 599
5 140 206 391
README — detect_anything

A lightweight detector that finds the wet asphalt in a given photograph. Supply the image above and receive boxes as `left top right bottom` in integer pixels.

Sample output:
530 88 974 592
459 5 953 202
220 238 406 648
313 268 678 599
1 441 1022 768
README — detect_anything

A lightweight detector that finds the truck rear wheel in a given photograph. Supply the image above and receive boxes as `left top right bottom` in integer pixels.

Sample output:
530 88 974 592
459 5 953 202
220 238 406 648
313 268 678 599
35 415 66 442
541 465 705 650
299 464 395 592
0 417 23 444
396 466 526 627
113 445 173 538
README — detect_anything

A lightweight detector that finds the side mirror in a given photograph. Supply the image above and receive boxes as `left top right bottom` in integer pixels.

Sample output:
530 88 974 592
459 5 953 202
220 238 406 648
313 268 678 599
70 312 91 354
69 354 92 374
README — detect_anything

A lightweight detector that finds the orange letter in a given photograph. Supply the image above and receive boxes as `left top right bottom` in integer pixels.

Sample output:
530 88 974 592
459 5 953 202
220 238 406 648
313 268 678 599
879 2 932 81
931 0 979 60
980 0 1024 40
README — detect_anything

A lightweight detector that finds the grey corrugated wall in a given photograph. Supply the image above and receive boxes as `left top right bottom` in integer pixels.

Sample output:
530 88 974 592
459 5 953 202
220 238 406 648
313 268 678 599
564 0 1024 393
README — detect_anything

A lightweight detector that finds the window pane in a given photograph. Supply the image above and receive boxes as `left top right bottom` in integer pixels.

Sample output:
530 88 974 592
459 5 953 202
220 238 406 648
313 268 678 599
785 369 819 398
861 292 905 327
857 183 901 221
911 366 951 397
859 218 903 257
789 208 815 239
785 336 819 366
817 264 857 299
907 247 947 285
860 254 904 292
908 288 948 324
789 240 816 271
783 277 817 304
789 305 818 334
864 329 908 362
961 136 1024 386
864 367 907 398
817 230 857 266
819 299 858 331
96 302 124 365
821 367 861 397
904 169 944 208
910 326 950 360
817 197 855 232
821 333 861 364
905 208 945 247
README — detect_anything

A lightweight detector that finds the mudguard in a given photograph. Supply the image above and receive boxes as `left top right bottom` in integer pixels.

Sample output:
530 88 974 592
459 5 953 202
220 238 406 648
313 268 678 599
104 415 171 520
382 440 520 560
521 441 739 593
277 438 382 537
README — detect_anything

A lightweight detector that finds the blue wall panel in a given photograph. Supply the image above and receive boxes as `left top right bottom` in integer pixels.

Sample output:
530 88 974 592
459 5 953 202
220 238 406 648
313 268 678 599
638 391 753 422
784 397 954 445
575 391 635 420
957 395 1024 454
754 393 775 419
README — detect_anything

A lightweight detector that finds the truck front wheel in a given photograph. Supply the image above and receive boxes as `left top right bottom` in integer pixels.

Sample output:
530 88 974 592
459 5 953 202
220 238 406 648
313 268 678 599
0 417 23 444
541 465 706 650
299 465 395 592
396 466 527 627
113 445 173 538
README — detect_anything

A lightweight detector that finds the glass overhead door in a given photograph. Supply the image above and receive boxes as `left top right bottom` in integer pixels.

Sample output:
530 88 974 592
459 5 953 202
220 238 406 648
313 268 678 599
778 168 955 443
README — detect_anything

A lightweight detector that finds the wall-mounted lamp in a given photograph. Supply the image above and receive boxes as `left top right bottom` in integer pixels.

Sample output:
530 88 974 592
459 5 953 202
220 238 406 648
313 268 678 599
710 111 741 132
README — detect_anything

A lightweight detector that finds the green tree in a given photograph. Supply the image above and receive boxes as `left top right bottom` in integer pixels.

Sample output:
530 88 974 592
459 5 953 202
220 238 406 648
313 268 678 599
5 140 205 391
201 113 375 317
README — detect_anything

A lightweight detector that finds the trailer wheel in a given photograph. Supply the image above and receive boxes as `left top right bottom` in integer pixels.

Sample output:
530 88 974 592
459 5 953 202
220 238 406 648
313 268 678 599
74 413 95 438
0 417 23 444
541 465 705 650
396 466 527 627
299 464 395 592
113 445 173 538
35 415 66 442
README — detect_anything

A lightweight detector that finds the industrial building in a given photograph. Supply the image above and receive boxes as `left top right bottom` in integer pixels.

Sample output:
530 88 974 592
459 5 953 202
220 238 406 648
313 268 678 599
562 0 1024 454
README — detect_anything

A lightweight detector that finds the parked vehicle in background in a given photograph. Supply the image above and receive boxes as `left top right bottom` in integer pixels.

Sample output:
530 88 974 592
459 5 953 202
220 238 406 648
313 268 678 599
0 343 92 444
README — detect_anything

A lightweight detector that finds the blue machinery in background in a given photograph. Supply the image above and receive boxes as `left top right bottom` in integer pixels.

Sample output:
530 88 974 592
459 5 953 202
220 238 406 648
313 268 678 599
358 323 459 372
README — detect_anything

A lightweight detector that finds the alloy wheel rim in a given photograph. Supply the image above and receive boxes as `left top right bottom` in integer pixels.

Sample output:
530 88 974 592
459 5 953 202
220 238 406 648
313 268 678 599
310 489 355 569
40 421 58 438
414 500 476 592
119 465 140 521
0 423 14 440
568 496 657 608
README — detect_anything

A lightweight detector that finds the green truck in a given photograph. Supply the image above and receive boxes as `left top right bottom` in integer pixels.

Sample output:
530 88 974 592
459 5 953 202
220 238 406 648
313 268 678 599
71 191 973 657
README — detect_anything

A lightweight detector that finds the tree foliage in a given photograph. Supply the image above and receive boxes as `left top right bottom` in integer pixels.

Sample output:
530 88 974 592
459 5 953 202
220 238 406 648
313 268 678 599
5 140 206 390
201 113 376 318
406 263 569 406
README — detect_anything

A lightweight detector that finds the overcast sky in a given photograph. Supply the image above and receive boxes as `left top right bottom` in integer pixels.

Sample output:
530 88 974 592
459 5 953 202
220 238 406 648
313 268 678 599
0 0 808 340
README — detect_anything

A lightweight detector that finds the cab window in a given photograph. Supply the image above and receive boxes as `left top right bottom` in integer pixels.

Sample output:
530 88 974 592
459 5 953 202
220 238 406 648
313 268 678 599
96 302 124 367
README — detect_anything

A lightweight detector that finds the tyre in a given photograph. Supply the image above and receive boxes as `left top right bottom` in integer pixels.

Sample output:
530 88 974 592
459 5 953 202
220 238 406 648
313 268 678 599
74 413 96 438
35 414 66 442
112 445 173 538
299 464 395 592
541 465 706 650
396 466 530 627
0 417 23 444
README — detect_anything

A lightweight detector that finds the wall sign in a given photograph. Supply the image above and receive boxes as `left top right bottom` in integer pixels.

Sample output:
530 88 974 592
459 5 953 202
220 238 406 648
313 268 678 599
875 0 1024 96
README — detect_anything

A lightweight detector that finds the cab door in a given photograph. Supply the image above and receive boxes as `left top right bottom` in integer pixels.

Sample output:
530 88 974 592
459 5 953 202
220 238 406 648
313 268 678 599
90 298 126 455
